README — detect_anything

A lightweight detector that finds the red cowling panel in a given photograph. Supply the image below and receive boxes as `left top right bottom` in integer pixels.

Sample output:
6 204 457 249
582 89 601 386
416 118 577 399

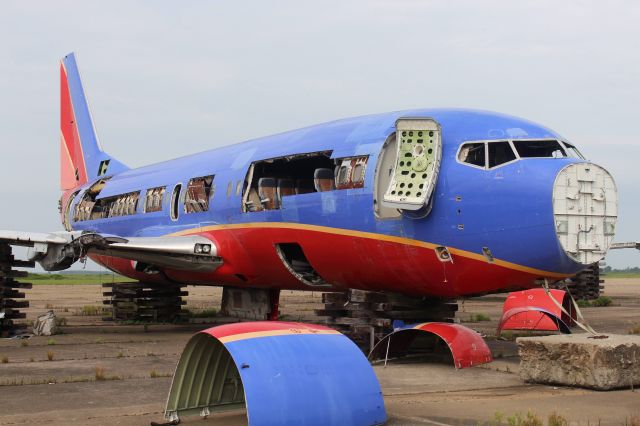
369 322 492 369
498 307 571 335
500 288 575 331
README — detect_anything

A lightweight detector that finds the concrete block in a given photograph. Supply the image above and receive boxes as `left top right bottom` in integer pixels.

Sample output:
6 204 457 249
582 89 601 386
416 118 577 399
517 333 640 390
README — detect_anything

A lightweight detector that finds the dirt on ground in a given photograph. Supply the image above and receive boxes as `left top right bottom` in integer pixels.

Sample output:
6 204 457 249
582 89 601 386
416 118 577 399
0 279 639 425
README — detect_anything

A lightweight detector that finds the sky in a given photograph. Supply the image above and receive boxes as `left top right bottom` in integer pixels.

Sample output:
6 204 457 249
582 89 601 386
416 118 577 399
0 1 638 269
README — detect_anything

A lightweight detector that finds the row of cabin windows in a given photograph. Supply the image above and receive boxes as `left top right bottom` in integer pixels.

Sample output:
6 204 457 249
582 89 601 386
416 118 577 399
458 139 585 169
73 154 369 221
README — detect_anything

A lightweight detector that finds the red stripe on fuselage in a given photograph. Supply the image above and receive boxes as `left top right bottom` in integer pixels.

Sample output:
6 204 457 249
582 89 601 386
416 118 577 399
90 226 569 297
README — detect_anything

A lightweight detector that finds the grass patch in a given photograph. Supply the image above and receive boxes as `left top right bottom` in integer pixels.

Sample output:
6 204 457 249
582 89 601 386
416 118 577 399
46 350 54 361
468 313 491 322
149 370 171 379
95 366 122 381
629 324 640 335
47 339 56 346
188 308 218 318
548 412 568 426
1 355 8 364
490 410 543 426
117 351 124 358
75 305 103 316
95 365 106 381
20 340 28 347
55 317 67 327
577 296 613 308
20 273 136 286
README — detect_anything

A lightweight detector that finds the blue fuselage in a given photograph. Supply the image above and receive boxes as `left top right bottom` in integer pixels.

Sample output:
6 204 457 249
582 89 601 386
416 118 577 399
69 109 587 280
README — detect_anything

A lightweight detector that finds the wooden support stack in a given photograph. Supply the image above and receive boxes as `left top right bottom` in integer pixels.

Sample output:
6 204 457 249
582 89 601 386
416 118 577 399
317 289 458 351
554 263 603 301
103 282 188 322
0 243 33 337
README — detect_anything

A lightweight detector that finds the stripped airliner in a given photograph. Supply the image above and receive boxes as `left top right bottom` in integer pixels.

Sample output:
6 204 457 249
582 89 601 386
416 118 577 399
0 53 619 337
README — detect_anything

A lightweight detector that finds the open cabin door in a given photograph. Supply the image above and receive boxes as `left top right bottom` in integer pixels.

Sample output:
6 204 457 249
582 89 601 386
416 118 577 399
382 118 442 214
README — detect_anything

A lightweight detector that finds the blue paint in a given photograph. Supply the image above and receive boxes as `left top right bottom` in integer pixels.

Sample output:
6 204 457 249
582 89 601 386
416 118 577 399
225 334 386 426
62 53 128 179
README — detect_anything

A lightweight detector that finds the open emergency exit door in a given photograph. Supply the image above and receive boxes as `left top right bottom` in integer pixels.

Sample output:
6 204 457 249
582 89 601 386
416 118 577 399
383 118 442 214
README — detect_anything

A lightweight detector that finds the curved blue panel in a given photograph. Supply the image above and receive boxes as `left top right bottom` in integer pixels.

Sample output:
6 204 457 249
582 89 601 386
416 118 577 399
224 333 386 426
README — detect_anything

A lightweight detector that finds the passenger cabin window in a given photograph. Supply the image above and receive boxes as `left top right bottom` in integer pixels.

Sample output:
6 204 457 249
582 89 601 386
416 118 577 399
458 142 486 167
513 140 567 158
488 141 517 168
144 186 166 213
241 151 369 212
185 176 213 213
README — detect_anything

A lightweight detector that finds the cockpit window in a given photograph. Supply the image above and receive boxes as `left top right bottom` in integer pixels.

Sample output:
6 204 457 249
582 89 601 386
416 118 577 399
513 140 567 158
488 141 517 168
562 142 585 159
458 142 486 167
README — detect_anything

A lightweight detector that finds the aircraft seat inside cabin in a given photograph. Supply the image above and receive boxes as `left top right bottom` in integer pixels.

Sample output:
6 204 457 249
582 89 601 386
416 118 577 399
277 179 296 204
258 177 278 210
296 178 315 194
245 188 264 212
314 168 335 192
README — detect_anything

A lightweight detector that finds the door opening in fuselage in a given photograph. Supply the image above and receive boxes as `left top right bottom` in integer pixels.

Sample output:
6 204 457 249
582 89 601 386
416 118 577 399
170 183 182 221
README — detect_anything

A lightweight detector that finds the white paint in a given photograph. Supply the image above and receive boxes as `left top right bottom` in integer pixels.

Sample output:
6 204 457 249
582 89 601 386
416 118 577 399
553 163 618 265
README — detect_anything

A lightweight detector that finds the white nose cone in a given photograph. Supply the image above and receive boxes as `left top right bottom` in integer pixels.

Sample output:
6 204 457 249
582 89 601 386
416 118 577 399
553 163 618 265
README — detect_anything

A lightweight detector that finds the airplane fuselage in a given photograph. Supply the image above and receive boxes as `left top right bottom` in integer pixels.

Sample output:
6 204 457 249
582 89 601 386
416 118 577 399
63 108 615 297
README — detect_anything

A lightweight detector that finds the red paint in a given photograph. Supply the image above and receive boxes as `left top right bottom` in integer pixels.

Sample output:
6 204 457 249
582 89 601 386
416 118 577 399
499 288 575 331
60 63 87 190
201 321 332 340
370 322 492 369
498 307 571 334
90 227 562 298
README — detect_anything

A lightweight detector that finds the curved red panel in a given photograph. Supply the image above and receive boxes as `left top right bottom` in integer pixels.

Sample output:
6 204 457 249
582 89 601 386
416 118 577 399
498 307 571 334
370 322 492 369
501 288 575 331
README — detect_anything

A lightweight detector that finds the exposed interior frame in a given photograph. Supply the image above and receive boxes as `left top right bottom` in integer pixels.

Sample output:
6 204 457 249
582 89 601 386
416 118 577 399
275 243 331 287
165 333 245 421
62 190 79 231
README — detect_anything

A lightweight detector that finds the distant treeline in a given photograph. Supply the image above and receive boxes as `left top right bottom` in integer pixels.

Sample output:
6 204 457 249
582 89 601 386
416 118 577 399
602 266 640 273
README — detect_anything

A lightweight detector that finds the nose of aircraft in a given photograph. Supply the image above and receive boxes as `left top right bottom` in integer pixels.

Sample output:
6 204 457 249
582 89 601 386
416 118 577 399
552 162 618 266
